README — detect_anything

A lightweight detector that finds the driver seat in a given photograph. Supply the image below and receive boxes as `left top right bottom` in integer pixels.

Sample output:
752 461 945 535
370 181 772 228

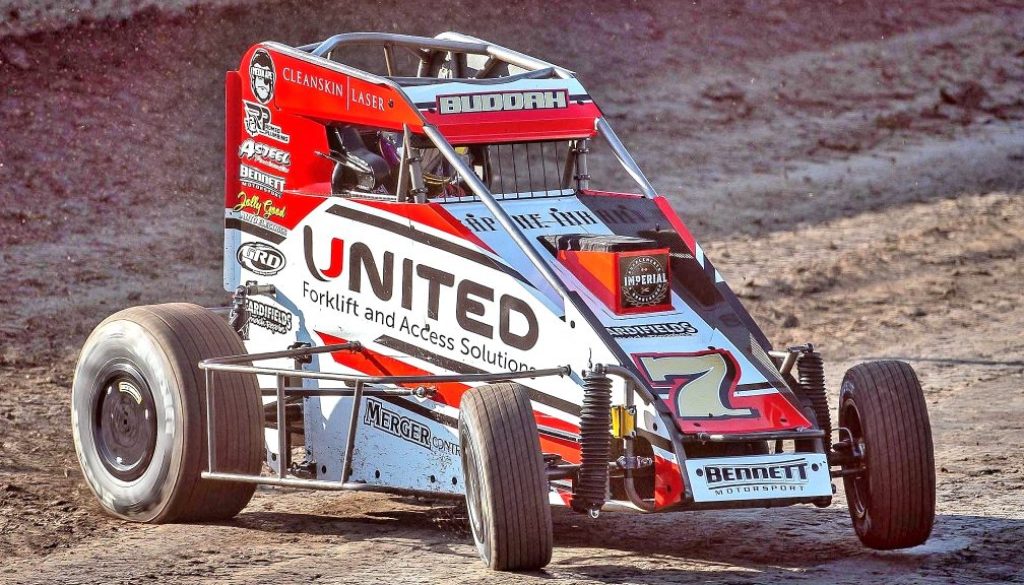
329 127 391 194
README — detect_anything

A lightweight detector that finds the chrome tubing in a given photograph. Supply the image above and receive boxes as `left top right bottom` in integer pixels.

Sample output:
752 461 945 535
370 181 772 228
594 118 658 199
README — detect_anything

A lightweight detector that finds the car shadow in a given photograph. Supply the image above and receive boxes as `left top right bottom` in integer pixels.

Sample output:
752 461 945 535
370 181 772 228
225 496 1022 581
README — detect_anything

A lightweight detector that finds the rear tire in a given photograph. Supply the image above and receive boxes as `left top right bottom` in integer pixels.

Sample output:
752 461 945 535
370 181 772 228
72 303 263 522
839 360 935 549
459 382 553 571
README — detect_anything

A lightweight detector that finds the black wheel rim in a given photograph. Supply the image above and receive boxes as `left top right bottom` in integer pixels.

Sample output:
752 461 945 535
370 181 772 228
842 399 870 519
94 370 157 481
461 431 489 562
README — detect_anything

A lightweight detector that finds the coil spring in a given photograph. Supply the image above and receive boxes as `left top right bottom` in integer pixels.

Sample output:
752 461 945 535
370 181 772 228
797 350 831 452
571 371 612 515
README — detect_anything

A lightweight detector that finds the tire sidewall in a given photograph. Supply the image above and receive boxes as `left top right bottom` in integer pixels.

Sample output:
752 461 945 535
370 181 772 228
72 318 186 522
839 379 873 536
839 362 935 548
459 408 494 566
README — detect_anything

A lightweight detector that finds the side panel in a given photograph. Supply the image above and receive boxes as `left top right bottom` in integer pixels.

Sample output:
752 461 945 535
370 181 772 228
224 41 428 292
350 396 463 491
238 195 617 496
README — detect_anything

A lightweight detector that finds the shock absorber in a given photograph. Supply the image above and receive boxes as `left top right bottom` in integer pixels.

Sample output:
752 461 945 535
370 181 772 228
571 369 612 516
227 285 250 340
796 347 831 452
227 281 278 340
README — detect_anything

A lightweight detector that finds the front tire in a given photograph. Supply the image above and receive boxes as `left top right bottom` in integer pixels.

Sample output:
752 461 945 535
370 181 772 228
459 382 553 571
839 360 935 549
72 303 263 522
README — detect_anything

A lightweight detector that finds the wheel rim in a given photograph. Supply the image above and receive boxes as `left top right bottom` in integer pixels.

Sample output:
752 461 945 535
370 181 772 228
93 371 157 481
462 431 489 562
842 399 870 520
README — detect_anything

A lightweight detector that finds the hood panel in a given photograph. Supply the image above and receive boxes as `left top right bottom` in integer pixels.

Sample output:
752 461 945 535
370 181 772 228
443 192 813 435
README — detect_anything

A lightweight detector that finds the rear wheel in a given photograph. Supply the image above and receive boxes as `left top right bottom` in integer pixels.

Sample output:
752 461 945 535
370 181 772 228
459 382 553 571
839 360 935 549
72 303 263 522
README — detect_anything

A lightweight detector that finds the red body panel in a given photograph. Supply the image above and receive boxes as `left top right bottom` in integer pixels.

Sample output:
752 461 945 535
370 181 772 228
632 350 811 435
269 50 422 131
224 71 243 211
557 247 673 315
421 102 601 144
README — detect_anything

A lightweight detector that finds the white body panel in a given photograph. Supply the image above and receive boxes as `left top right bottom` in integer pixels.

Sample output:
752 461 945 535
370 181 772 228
225 190 824 505
685 453 832 503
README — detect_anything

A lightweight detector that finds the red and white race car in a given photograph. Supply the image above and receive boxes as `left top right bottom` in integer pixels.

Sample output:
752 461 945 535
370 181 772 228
72 32 935 571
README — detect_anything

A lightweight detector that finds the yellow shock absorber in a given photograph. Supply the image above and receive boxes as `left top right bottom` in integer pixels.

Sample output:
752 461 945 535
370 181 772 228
611 405 636 439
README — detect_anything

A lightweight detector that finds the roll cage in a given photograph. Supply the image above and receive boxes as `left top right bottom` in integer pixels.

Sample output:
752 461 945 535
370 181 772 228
299 31 576 80
288 32 657 197
254 32 659 306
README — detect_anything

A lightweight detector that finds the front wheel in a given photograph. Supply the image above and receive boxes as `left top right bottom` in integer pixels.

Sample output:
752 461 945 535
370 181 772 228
839 360 935 549
459 382 553 571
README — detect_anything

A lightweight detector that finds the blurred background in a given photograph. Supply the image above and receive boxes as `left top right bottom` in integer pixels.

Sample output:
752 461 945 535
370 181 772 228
1 1 1022 582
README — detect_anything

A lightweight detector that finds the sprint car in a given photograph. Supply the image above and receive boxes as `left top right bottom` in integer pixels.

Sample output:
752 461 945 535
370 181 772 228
72 32 936 571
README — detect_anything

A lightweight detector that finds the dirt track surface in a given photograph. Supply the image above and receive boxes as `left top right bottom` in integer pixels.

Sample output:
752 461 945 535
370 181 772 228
1 1 1023 583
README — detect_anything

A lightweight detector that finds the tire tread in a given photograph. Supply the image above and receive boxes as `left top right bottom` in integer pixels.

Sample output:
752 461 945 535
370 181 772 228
76 303 261 523
460 382 553 571
841 360 934 549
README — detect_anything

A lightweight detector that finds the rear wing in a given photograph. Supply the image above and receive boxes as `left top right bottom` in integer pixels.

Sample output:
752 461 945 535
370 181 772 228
299 32 601 144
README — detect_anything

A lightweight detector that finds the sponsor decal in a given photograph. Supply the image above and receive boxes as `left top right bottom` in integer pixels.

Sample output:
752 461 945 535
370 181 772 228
363 398 460 455
249 48 275 104
238 139 291 171
233 191 286 220
700 459 809 488
246 297 293 334
437 89 569 114
243 101 290 144
302 226 539 352
239 163 285 197
460 208 598 233
281 66 346 98
685 454 832 501
230 210 288 237
619 254 670 308
236 241 286 276
607 321 698 338
350 87 386 111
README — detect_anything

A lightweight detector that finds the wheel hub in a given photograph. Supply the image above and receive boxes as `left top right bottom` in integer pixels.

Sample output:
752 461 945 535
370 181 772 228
462 433 488 560
841 401 871 519
94 373 157 481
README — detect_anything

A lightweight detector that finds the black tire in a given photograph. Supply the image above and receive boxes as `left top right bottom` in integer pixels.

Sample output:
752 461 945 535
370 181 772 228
839 360 935 549
459 382 553 571
72 303 263 523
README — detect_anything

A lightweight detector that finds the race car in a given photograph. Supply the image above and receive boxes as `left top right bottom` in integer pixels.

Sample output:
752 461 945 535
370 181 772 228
72 32 936 571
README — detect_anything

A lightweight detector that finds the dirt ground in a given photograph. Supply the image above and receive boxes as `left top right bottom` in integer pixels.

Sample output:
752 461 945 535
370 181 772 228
1 1 1023 583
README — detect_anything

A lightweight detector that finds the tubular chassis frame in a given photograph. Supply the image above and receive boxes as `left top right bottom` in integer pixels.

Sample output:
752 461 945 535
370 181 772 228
200 342 826 510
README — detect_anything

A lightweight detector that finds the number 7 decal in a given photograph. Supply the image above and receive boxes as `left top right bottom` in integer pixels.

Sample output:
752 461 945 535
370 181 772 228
634 350 755 419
